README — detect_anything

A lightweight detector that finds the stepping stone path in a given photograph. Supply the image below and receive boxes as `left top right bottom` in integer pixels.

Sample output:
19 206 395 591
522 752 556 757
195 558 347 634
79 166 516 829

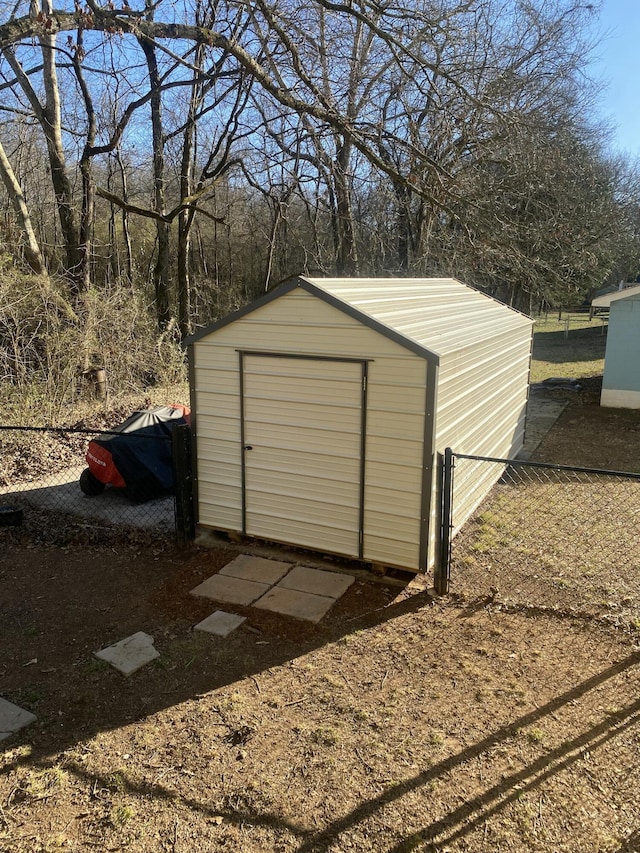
189 574 271 606
194 610 246 637
1 555 357 748
253 586 338 623
0 697 36 741
94 631 160 676
190 555 294 606
255 566 355 623
219 555 292 585
276 565 355 598
191 555 355 623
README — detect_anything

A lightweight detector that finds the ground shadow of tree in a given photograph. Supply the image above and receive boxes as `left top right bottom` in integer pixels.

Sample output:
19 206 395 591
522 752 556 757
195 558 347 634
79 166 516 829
7 647 638 852
2 540 639 851
0 540 429 759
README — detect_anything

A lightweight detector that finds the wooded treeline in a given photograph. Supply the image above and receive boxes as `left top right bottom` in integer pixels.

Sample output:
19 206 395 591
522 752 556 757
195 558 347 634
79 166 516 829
0 0 638 406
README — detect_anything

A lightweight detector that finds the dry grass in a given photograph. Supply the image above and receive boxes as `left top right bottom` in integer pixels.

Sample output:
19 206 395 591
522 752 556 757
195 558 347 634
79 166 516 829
1 544 639 853
530 315 607 384
452 469 640 629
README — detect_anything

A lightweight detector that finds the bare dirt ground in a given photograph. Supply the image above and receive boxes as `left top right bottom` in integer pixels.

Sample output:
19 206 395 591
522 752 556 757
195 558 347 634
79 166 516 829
1 388 640 852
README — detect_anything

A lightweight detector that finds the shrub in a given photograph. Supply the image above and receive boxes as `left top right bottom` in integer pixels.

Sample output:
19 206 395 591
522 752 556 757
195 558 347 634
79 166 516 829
0 259 187 423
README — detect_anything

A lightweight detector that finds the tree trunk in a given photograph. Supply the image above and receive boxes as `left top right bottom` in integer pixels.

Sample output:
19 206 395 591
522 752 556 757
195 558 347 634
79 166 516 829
0 137 46 274
333 141 358 275
394 180 412 272
116 149 134 284
176 54 202 339
177 210 192 337
139 33 171 329
4 43 83 291
74 28 96 296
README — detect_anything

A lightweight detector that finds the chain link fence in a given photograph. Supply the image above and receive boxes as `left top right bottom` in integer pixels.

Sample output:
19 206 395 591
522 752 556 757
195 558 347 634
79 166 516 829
0 425 194 548
442 451 640 630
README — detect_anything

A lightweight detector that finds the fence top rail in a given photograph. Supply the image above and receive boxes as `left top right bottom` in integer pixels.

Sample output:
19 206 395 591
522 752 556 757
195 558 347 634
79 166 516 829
448 449 640 481
0 425 171 440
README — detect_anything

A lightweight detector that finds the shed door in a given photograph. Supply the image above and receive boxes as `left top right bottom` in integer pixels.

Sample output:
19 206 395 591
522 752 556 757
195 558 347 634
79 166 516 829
241 354 365 557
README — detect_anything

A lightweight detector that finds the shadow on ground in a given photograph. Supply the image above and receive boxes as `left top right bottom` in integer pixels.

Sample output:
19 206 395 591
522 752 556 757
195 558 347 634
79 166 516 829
2 537 639 851
7 623 639 852
1 470 174 532
0 541 423 757
531 323 607 366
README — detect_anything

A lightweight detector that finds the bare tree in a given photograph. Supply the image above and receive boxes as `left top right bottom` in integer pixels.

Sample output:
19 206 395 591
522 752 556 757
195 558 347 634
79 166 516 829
137 21 171 328
3 16 84 289
0 0 625 321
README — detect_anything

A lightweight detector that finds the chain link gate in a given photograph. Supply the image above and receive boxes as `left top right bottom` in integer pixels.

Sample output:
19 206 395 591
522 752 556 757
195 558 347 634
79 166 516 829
438 448 640 626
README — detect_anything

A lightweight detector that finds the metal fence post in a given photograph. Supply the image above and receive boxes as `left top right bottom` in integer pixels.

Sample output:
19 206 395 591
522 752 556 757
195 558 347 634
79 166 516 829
435 446 454 595
172 423 195 547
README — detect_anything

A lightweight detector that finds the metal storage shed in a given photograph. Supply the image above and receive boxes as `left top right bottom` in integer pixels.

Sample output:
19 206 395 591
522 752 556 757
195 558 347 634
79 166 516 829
185 277 533 573
600 292 640 409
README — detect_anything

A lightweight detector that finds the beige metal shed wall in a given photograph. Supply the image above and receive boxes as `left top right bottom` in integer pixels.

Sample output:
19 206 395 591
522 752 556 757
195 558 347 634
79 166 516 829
433 326 532 537
310 277 533 569
242 355 364 556
192 288 428 570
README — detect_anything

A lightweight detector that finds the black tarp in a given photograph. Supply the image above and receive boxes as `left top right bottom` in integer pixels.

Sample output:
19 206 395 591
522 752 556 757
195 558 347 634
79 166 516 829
92 406 189 501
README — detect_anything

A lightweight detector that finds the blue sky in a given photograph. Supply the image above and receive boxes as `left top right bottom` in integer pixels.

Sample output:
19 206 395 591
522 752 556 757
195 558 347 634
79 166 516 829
590 1 640 158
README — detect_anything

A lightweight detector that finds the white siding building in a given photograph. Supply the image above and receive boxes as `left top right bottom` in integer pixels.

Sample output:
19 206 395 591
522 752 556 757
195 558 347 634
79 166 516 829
600 292 640 409
186 277 533 572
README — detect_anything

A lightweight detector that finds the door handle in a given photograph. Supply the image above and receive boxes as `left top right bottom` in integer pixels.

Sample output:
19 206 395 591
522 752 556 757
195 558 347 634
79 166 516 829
244 445 253 450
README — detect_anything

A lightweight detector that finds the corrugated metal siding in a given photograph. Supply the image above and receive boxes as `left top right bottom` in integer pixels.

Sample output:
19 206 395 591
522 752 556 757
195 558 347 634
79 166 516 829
192 288 428 569
310 278 532 357
592 284 640 308
363 378 426 567
193 349 243 531
434 327 532 535
243 355 362 556
435 329 530 445
191 278 532 572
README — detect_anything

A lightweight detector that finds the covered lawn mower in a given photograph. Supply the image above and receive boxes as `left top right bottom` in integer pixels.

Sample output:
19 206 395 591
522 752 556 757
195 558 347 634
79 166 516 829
79 405 190 502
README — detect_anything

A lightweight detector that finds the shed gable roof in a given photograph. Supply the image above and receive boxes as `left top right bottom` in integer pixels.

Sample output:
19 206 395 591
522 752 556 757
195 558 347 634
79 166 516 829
592 283 640 308
185 276 532 359
611 293 640 308
308 277 532 355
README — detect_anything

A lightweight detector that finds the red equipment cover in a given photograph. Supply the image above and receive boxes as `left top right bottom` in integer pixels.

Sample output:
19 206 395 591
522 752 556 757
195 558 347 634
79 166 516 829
86 441 126 487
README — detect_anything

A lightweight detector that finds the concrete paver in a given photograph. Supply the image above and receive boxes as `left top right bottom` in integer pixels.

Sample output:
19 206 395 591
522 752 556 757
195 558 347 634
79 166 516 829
253 586 337 623
0 697 36 741
519 393 568 460
94 631 160 676
194 610 246 637
219 555 292 585
190 574 270 606
277 565 355 599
